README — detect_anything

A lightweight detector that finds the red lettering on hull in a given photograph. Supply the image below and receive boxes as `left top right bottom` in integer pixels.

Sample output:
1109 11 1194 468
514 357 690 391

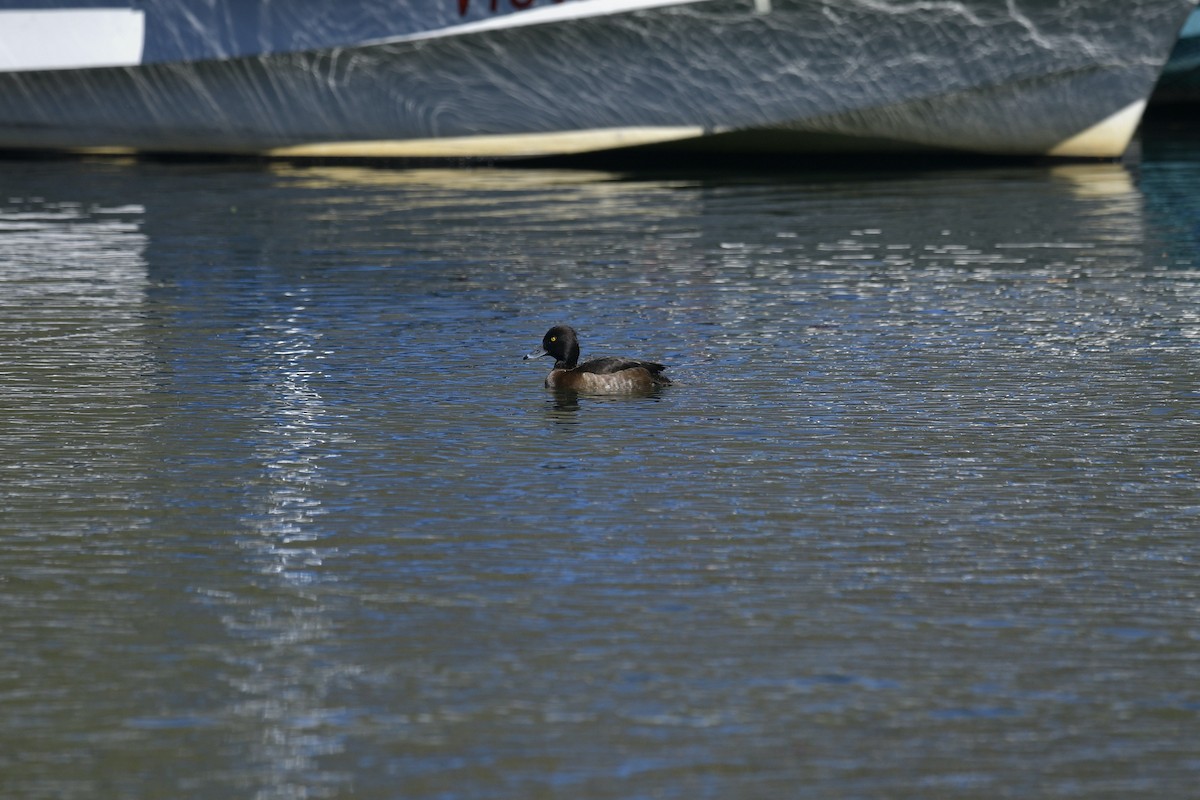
459 0 565 17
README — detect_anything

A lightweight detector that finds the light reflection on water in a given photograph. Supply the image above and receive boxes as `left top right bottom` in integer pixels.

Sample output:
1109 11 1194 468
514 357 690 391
1 142 1199 799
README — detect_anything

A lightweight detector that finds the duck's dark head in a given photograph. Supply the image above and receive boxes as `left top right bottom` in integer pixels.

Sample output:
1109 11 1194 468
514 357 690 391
524 325 580 368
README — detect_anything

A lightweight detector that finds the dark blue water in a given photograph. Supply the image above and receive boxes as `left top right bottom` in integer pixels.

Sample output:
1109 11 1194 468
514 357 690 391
2 116 1199 799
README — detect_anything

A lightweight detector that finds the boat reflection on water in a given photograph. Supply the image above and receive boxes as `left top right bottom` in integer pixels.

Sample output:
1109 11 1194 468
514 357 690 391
0 193 152 530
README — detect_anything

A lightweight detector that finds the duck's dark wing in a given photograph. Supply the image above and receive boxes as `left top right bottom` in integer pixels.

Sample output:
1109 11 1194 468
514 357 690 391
577 356 669 378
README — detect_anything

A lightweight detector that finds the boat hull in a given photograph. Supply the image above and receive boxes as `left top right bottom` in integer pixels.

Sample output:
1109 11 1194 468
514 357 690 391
0 0 1193 159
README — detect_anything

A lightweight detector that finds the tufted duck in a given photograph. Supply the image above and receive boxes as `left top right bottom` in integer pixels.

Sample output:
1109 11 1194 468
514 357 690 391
523 325 671 393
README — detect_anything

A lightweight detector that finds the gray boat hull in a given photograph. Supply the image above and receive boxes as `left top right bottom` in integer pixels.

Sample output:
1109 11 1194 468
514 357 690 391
0 0 1193 159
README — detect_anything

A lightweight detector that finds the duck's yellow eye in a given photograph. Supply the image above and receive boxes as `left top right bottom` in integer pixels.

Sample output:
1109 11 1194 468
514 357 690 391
550 336 556 342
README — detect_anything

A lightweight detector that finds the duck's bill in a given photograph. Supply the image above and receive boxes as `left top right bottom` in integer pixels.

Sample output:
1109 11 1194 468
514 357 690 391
523 347 548 361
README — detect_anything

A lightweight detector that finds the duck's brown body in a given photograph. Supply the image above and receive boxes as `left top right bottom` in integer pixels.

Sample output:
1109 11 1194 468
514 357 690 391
525 326 671 394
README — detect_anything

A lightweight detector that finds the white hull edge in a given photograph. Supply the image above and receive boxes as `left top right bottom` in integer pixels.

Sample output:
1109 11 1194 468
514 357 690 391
1047 101 1149 158
265 127 708 158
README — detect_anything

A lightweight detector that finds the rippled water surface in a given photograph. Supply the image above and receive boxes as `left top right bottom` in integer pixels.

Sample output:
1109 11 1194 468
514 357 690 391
3 121 1200 799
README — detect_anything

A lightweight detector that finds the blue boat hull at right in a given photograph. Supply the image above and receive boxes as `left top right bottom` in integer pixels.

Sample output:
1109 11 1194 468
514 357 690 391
1154 6 1200 103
